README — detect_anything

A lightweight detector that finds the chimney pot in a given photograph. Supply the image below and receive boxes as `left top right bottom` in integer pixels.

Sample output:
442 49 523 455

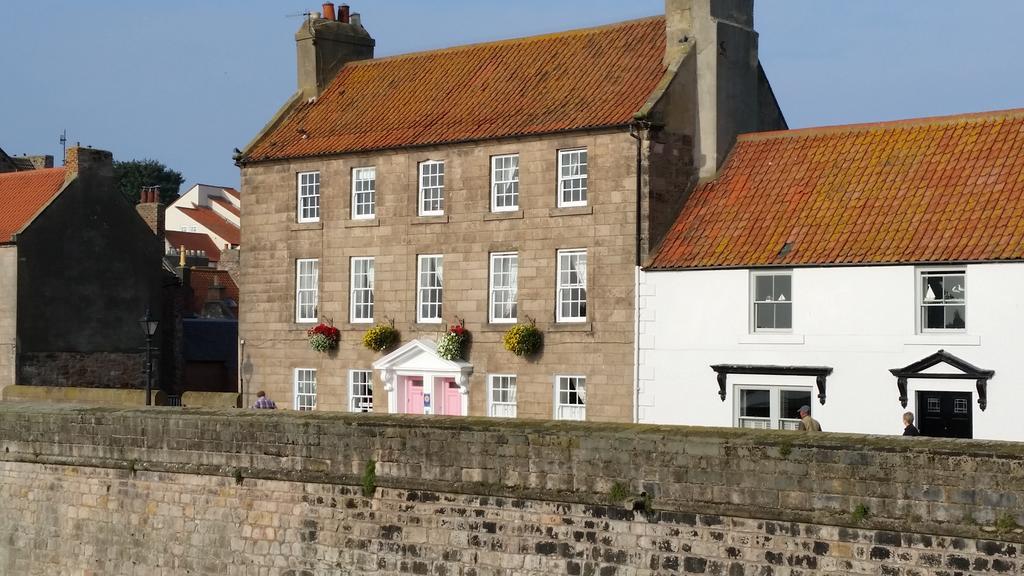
321 2 335 21
350 12 361 27
339 4 350 23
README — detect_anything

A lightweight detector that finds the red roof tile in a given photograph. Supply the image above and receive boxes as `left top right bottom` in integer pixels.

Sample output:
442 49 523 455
165 230 222 262
648 108 1024 270
177 206 241 246
210 197 240 218
245 17 667 162
188 269 239 316
0 168 66 242
221 187 240 199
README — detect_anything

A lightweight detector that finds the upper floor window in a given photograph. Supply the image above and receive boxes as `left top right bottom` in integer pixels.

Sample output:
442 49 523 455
556 249 587 323
352 167 376 219
349 370 373 413
489 375 517 418
489 252 518 323
297 171 320 223
752 271 792 332
417 255 443 323
920 270 966 331
558 149 588 207
491 154 519 212
350 257 374 323
555 375 586 421
735 386 810 431
295 258 319 323
294 368 317 411
418 160 445 216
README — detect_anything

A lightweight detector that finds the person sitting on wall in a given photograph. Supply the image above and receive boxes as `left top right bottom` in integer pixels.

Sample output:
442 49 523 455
252 390 277 409
796 405 821 432
902 411 920 436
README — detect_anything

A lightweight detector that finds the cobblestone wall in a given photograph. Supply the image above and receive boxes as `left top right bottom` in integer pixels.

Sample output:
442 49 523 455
0 404 1023 575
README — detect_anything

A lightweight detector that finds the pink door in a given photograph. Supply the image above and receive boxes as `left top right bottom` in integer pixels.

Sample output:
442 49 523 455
442 380 462 416
405 378 424 414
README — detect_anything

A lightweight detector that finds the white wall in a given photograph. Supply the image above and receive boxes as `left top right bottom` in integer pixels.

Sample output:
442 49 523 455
165 184 238 249
638 263 1024 441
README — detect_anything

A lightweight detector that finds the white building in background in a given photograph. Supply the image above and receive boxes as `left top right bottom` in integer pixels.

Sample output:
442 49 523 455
164 183 240 252
639 108 1024 441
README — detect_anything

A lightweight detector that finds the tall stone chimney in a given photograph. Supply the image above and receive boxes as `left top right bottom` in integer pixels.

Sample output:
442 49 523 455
665 0 761 179
136 186 166 240
296 3 375 99
64 146 113 183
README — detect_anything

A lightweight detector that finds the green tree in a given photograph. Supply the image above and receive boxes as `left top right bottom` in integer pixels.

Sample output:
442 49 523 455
113 159 184 205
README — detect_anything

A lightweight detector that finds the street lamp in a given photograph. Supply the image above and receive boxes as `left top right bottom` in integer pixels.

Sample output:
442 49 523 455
139 307 159 406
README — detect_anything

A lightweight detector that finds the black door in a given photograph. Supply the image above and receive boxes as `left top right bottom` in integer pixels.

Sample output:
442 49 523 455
916 391 972 439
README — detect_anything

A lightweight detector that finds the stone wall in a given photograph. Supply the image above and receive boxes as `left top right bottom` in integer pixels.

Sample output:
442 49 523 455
0 404 1022 575
17 351 149 389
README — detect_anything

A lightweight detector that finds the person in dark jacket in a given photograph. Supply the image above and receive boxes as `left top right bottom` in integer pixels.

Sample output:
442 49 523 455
902 411 920 436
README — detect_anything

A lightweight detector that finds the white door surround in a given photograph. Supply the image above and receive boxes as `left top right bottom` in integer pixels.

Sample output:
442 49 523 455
372 339 472 416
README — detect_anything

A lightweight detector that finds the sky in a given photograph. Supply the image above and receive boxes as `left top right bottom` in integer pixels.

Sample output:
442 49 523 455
2 1 1023 191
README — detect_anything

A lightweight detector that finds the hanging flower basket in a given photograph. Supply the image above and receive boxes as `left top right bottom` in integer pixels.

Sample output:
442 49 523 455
362 324 399 352
436 323 468 361
503 322 543 357
307 323 341 352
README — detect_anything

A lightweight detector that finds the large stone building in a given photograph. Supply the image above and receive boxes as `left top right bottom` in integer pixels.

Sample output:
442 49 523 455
238 0 785 420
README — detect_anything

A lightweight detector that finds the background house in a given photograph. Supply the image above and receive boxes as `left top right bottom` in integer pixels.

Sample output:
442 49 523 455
640 108 1024 441
0 146 163 395
237 0 784 418
164 183 240 253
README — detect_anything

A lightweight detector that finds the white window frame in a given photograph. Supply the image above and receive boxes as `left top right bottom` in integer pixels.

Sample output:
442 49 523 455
918 269 967 333
489 252 518 324
751 271 793 333
297 171 320 223
556 249 587 323
350 257 375 324
488 375 517 418
491 154 519 212
418 160 445 216
557 148 588 208
416 255 443 323
294 368 317 411
349 370 374 413
733 385 812 430
351 166 376 220
295 258 319 323
554 375 586 421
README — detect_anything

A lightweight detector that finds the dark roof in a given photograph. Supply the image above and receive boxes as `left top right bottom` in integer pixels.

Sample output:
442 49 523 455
649 108 1024 270
245 17 667 162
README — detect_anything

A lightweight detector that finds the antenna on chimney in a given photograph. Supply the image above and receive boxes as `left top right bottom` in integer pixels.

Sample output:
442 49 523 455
59 129 67 163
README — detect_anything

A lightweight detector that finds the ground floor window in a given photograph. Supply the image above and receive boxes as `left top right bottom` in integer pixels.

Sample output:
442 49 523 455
734 386 810 430
294 368 317 411
555 375 586 421
350 370 373 413
488 375 517 418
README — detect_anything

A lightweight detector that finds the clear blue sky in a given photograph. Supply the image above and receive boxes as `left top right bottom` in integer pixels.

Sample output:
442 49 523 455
2 1 1022 191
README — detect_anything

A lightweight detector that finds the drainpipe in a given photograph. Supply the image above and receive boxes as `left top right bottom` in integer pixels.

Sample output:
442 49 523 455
629 120 648 424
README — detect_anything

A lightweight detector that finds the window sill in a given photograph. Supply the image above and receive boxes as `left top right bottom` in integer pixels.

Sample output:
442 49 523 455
412 215 450 225
904 334 981 346
549 206 593 218
480 322 517 332
344 218 380 228
290 222 323 231
484 210 524 221
737 334 805 345
549 322 593 333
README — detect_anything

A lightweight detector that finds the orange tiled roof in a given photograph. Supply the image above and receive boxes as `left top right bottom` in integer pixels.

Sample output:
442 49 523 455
210 197 240 218
177 206 240 246
648 108 1024 270
0 168 66 242
245 17 667 162
221 187 239 199
165 230 222 262
188 269 239 315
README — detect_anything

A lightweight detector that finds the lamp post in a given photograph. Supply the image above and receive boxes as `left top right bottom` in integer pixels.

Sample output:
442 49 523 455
139 308 159 406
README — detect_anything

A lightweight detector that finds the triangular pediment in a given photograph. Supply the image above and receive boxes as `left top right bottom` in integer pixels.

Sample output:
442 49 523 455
372 338 472 373
890 349 994 379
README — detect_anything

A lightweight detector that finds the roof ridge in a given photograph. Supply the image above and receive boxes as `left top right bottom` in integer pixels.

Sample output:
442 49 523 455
740 107 1024 142
345 15 663 67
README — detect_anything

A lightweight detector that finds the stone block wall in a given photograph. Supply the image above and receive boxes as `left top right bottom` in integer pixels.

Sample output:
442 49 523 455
17 351 149 389
0 404 1023 575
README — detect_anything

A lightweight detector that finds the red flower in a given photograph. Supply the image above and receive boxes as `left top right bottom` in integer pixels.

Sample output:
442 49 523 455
449 324 465 336
307 323 341 342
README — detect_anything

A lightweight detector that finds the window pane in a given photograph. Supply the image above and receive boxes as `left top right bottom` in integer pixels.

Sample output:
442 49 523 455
923 276 943 301
755 275 774 302
773 275 791 302
774 303 792 329
780 390 811 420
925 305 945 329
739 389 770 418
755 303 774 330
945 305 966 329
944 275 965 302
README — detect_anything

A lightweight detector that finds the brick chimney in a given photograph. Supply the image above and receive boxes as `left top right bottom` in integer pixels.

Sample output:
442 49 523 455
136 186 166 239
296 3 375 99
664 0 760 178
64 146 113 182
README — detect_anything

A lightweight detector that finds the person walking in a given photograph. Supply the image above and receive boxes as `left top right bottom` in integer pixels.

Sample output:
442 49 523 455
796 405 821 432
252 390 277 409
902 411 920 436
